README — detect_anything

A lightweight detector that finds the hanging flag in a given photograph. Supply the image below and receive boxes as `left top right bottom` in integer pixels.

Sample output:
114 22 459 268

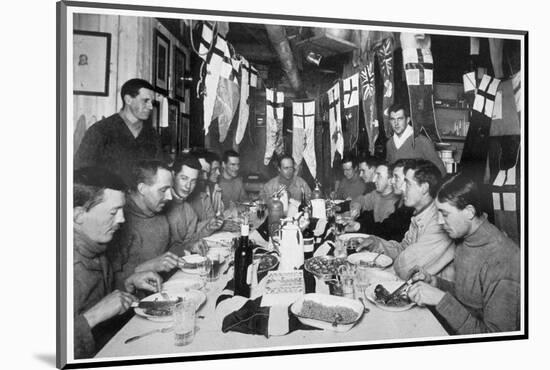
292 100 316 178
198 22 240 141
402 42 440 142
235 57 251 145
264 88 284 165
374 37 395 138
473 74 501 118
359 54 378 155
327 82 343 167
342 73 360 151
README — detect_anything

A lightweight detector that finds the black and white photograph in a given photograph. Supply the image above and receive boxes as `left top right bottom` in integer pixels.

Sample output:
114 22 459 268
20 0 543 369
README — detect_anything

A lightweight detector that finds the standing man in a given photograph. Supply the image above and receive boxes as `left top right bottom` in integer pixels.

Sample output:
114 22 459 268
350 161 400 223
407 174 520 334
108 160 179 290
259 154 312 203
74 78 163 183
386 102 446 176
362 159 455 280
218 150 248 208
73 167 162 359
333 153 367 200
166 154 223 255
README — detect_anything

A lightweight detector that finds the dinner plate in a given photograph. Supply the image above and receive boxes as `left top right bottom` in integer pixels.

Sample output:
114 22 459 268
134 289 206 322
338 233 370 241
179 254 207 275
202 232 238 247
162 277 204 292
364 280 415 312
347 251 393 269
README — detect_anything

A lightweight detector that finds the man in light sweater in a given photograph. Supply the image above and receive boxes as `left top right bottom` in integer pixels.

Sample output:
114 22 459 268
386 102 446 176
407 174 520 334
363 159 455 280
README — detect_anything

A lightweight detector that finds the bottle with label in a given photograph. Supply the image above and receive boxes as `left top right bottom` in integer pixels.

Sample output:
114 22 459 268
234 223 252 297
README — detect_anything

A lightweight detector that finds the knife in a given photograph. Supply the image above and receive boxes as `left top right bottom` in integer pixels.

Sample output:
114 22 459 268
131 299 181 309
383 278 414 304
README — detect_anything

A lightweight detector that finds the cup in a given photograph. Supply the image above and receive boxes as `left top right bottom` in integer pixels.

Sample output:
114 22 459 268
173 299 196 346
206 253 223 282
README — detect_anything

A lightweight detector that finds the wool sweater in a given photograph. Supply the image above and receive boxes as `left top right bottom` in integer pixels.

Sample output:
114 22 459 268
219 176 248 208
259 175 312 203
165 196 212 255
335 174 368 200
107 195 170 290
351 190 400 222
434 217 520 334
386 134 446 176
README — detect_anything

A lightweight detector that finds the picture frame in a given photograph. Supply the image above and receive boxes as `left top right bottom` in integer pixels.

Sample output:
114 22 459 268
73 30 111 96
153 29 170 95
58 1 528 369
173 45 186 101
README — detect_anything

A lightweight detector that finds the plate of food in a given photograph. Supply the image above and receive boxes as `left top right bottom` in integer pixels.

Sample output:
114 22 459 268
290 293 364 332
133 290 206 322
253 251 279 273
202 232 237 248
347 251 393 269
304 256 348 280
364 280 415 312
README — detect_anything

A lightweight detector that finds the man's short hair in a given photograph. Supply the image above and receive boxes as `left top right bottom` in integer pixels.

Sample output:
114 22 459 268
205 151 221 165
388 102 410 117
406 159 442 198
128 159 170 192
173 153 202 174
341 153 357 168
189 147 208 160
358 156 380 169
74 167 127 211
390 158 417 173
278 154 295 168
222 150 240 164
120 78 154 107
437 173 483 217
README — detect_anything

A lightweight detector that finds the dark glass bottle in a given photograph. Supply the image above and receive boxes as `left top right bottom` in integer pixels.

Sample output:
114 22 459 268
298 186 308 213
303 219 315 261
234 223 252 297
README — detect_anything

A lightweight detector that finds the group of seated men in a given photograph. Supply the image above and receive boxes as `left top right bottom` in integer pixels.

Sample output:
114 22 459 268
71 78 520 359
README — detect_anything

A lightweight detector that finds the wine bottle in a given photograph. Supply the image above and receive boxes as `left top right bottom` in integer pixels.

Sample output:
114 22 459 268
298 186 308 213
234 223 252 297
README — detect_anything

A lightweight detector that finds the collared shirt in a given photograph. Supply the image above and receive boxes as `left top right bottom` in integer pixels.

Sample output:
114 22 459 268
259 175 312 203
393 124 414 149
434 217 520 334
335 174 368 200
74 112 163 184
380 200 455 280
386 132 447 176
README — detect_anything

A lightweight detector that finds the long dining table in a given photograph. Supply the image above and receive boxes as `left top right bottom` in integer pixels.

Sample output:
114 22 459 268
96 245 449 360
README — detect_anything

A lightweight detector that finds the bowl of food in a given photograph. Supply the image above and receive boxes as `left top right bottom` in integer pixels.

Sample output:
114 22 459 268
290 293 364 332
304 256 349 280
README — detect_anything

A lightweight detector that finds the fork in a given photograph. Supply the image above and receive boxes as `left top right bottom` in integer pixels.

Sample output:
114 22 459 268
124 326 173 344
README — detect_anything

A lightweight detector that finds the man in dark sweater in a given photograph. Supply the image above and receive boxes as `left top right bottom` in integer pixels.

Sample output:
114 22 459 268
74 78 163 184
408 174 520 334
386 102 446 176
73 167 161 359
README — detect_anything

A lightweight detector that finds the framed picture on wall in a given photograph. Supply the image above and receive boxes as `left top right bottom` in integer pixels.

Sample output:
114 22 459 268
73 30 111 96
173 46 186 101
153 29 170 95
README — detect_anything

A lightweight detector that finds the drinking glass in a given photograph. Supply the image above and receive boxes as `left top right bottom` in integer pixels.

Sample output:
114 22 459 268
173 299 196 346
206 253 223 282
198 258 212 288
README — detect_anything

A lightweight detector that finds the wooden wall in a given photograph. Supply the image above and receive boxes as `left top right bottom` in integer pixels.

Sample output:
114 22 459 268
72 14 191 153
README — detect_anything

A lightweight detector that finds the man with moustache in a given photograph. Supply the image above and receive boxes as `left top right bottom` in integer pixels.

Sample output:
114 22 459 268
165 154 223 255
333 153 367 200
407 174 520 334
385 102 446 176
361 159 455 280
259 154 312 204
73 167 162 359
74 79 163 183
108 160 179 290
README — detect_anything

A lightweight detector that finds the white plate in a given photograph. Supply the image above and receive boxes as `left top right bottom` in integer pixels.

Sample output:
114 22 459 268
338 233 370 241
290 293 364 332
347 251 393 269
202 232 238 247
179 254 207 275
162 277 205 292
134 290 206 322
364 281 415 312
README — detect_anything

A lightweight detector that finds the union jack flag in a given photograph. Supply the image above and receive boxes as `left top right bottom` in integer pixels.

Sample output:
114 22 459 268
378 38 393 77
360 64 375 100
